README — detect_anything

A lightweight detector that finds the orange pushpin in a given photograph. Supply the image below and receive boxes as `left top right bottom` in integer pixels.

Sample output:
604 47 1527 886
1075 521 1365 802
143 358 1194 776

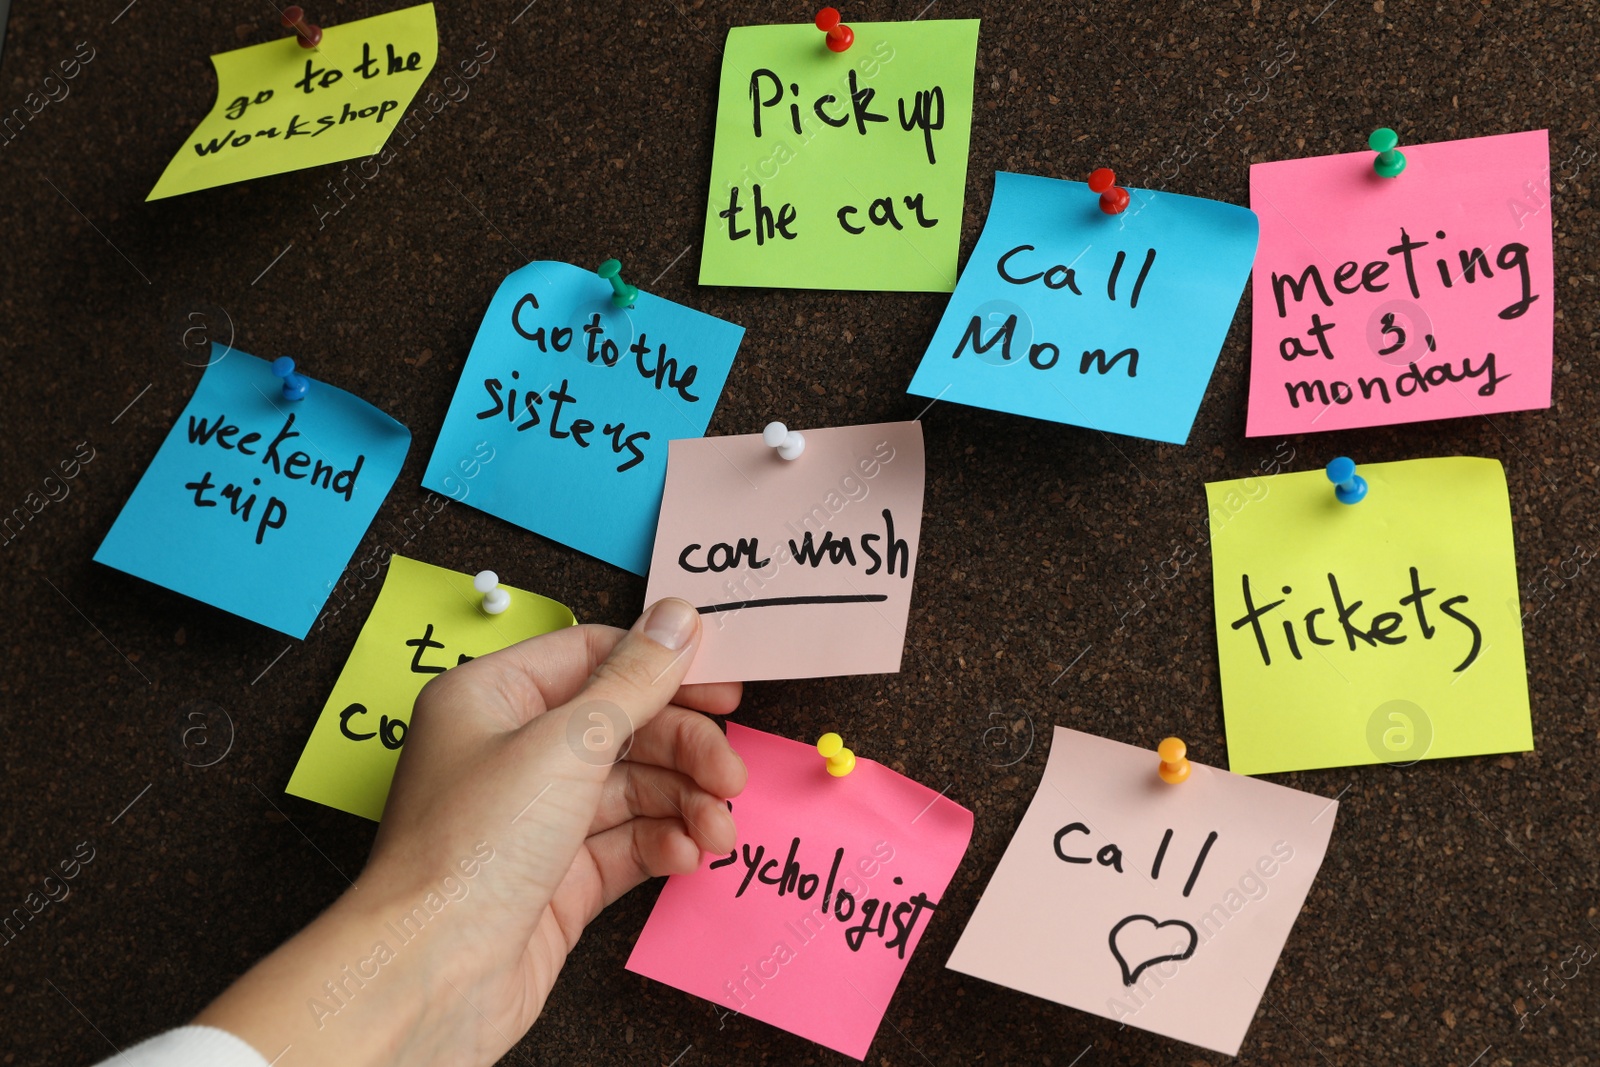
1157 737 1190 784
817 732 856 777
281 6 322 48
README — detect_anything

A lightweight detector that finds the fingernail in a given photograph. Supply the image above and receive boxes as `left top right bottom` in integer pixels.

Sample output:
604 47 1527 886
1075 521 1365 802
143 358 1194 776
642 597 699 651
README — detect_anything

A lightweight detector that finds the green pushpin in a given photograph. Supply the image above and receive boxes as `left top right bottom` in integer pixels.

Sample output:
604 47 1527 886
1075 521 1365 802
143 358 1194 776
1369 127 1407 178
597 258 638 309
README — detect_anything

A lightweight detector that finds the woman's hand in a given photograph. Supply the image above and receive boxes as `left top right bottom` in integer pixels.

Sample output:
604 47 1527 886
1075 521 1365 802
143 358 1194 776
196 599 745 1067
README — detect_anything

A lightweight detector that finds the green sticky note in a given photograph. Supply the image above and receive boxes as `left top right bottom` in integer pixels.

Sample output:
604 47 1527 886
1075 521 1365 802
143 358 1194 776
700 19 980 291
148 4 438 201
285 556 575 821
1207 458 1532 775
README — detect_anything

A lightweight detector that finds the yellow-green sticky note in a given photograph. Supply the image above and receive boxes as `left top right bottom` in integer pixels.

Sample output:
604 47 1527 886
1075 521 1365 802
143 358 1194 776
286 555 575 820
148 4 438 201
1207 457 1531 775
700 19 979 291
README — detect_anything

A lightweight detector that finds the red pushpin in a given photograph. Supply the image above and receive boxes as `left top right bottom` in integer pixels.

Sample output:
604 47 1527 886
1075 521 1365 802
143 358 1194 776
281 5 322 48
1088 168 1130 215
815 8 854 52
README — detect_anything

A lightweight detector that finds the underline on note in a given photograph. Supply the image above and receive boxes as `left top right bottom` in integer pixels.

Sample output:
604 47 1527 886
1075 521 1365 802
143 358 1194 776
696 594 890 614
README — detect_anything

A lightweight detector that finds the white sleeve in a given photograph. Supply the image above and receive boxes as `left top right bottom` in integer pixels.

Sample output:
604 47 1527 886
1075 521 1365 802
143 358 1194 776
91 1025 269 1067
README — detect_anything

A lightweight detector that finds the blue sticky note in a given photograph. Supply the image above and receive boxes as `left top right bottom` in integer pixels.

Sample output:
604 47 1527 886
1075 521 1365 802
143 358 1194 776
907 171 1260 444
94 347 411 638
422 261 744 574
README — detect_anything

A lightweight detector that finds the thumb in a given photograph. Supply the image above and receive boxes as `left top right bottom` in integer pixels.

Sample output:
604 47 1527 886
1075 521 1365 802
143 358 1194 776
558 598 703 766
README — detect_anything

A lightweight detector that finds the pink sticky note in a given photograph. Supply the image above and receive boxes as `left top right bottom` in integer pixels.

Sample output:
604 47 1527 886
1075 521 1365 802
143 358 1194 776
643 422 925 683
1246 129 1553 436
627 722 973 1060
947 728 1337 1057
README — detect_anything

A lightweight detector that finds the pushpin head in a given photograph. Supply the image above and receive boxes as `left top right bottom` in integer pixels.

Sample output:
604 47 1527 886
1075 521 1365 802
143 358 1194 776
763 421 805 460
817 732 856 777
1368 127 1407 178
1325 456 1369 505
1087 168 1130 215
271 356 309 401
473 570 511 615
1157 736 1190 784
597 258 638 309
281 5 322 48
815 8 854 52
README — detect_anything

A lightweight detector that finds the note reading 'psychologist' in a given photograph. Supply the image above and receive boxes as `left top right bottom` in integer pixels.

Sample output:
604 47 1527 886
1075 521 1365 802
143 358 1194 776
907 171 1260 443
148 4 439 200
286 556 575 821
1207 457 1532 775
628 723 973 1061
94 345 411 638
422 261 743 575
1247 130 1554 435
643 422 925 683
700 18 979 291
948 727 1336 1057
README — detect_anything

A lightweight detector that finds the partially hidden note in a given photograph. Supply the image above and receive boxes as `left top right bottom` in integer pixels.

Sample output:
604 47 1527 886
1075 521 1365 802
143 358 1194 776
421 260 744 575
1207 457 1532 775
906 171 1260 443
1246 130 1554 435
628 722 973 1061
94 345 410 638
643 422 924 683
700 19 980 291
286 555 574 820
947 727 1336 1057
148 3 438 200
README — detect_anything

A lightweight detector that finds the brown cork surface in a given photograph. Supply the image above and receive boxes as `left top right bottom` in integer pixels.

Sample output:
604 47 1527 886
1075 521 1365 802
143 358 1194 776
2 1 1597 1064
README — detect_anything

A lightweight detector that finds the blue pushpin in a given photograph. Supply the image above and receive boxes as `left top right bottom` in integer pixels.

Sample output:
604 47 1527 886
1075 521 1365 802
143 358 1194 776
597 258 638 309
272 356 309 401
1326 456 1368 505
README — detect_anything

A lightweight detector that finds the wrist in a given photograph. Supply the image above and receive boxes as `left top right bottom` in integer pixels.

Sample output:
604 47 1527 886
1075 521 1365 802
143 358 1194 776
196 883 433 1067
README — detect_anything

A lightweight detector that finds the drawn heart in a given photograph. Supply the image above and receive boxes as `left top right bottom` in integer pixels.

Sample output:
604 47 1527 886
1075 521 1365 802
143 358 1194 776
1108 914 1199 986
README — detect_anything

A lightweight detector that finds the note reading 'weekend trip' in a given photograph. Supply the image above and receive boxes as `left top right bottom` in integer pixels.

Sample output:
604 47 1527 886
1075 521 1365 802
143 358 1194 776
95 345 410 638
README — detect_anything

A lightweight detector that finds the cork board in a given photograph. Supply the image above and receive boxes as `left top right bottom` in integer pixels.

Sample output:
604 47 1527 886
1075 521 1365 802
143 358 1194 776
1 2 1596 1065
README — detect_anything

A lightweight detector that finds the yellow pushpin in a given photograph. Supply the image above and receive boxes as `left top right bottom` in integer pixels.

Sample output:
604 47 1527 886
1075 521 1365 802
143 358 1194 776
1157 737 1191 784
817 732 856 777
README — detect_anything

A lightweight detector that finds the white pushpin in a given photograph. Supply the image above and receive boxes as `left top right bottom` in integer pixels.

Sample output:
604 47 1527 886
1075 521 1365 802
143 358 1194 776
763 421 806 461
473 570 511 615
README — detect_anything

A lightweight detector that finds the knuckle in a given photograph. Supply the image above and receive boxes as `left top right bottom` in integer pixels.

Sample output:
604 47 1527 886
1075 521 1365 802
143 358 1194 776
589 651 657 700
412 670 455 718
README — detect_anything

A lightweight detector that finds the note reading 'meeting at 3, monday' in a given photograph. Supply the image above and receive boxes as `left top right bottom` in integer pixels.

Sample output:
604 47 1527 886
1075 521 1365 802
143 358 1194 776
643 422 925 684
1246 129 1554 435
148 4 439 200
422 260 744 576
94 345 411 639
906 171 1260 444
700 17 980 291
628 722 974 1061
286 556 575 821
947 727 1337 1058
1207 457 1532 775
